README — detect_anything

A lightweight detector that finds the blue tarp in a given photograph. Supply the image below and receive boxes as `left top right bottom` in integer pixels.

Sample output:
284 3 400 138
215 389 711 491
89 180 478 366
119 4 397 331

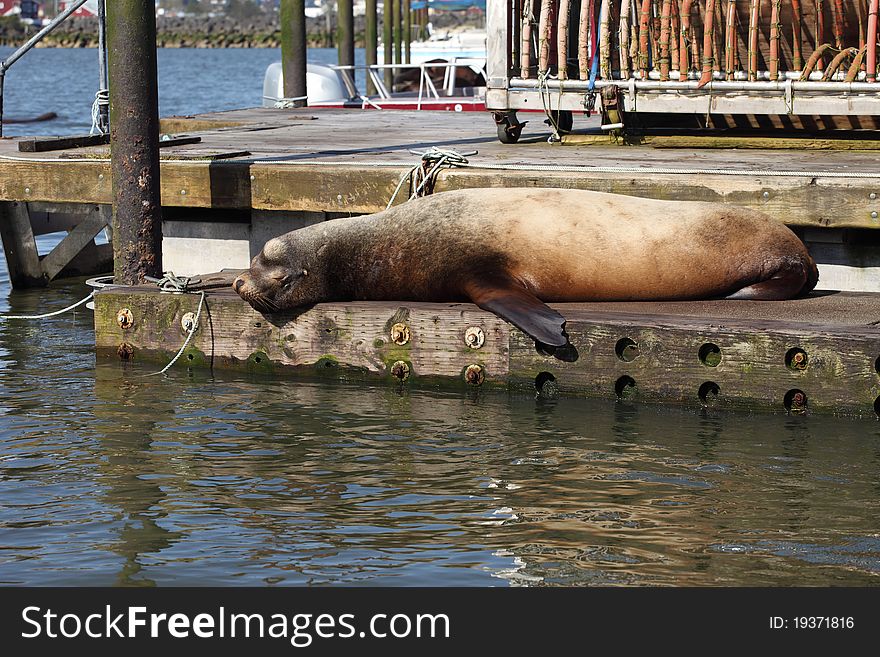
410 0 485 11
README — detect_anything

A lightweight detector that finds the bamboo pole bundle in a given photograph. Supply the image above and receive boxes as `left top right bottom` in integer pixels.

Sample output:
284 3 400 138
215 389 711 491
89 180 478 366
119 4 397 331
639 0 653 75
697 0 717 86
538 0 555 74
620 0 633 78
869 0 878 82
600 0 612 78
521 0 534 78
678 0 694 74
558 0 572 78
659 0 672 79
858 0 866 53
846 45 867 81
769 0 781 80
748 0 759 81
823 46 858 80
792 0 803 69
670 0 680 77
725 0 736 79
801 42 834 78
830 0 845 49
579 0 593 79
630 1 641 67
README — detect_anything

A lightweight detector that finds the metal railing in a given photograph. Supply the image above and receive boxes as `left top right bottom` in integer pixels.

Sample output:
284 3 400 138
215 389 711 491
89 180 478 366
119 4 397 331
0 0 107 137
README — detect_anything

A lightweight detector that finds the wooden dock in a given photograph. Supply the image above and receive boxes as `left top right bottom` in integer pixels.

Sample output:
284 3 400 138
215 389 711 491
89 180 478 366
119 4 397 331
1 107 880 225
3 107 880 416
4 108 880 288
94 283 880 418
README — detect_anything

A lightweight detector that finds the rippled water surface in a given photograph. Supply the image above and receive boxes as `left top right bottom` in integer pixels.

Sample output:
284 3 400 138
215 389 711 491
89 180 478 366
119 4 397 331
1 278 880 586
1 49 879 586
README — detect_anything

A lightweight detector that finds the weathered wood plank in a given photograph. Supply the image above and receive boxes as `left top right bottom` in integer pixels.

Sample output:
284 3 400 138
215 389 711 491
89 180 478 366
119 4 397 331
436 169 880 229
18 134 110 152
0 201 46 287
2 107 880 225
94 289 511 384
39 207 110 280
93 286 880 417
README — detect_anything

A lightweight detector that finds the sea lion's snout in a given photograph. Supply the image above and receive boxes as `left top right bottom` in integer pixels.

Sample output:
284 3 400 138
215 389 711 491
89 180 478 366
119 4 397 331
233 277 245 292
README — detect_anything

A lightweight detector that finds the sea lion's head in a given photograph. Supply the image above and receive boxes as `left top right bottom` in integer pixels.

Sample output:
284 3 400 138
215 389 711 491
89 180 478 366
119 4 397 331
233 234 322 313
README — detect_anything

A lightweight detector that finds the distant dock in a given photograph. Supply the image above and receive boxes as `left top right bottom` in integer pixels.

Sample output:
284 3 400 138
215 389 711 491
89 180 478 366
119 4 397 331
3 107 880 415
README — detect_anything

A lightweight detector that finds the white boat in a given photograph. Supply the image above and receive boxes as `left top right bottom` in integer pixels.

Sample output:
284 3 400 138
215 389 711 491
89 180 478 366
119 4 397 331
262 29 487 112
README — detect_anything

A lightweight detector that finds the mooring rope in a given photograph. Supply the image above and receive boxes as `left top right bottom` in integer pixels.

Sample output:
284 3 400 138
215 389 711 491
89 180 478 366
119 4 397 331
144 288 206 377
89 88 109 136
385 147 473 209
0 292 94 321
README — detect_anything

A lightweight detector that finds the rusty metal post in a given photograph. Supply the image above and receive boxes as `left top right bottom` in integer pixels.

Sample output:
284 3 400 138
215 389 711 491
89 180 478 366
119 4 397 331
281 0 308 106
107 0 162 285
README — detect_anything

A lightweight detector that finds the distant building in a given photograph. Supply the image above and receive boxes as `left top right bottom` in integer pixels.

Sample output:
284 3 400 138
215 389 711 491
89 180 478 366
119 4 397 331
59 0 97 17
1 1 42 21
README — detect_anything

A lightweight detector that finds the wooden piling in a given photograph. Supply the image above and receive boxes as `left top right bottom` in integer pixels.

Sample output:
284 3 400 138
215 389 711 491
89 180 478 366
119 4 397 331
394 0 403 66
337 0 355 69
280 0 308 106
365 0 378 94
384 0 394 89
106 0 162 285
404 0 412 64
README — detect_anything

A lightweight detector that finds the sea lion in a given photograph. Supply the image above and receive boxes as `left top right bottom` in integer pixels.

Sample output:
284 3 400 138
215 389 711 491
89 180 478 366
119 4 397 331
233 188 818 357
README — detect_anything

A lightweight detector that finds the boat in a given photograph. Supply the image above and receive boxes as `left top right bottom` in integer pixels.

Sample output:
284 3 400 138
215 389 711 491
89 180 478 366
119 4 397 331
262 2 487 112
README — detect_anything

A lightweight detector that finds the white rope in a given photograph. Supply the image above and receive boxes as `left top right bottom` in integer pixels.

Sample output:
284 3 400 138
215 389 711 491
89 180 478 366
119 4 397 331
90 88 109 135
145 290 205 377
385 147 473 209
0 292 94 320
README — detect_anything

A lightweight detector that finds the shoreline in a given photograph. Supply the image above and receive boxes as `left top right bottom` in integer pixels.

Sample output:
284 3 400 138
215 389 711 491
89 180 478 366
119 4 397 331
0 13 482 50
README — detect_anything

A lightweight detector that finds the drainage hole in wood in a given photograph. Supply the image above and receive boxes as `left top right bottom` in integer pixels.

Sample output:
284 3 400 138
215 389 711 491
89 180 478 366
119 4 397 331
698 381 720 404
614 375 636 398
698 343 722 367
785 347 809 371
784 388 808 413
534 371 557 396
615 337 640 362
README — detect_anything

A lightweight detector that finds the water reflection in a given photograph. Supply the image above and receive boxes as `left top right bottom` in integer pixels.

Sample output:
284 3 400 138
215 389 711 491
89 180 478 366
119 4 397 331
1 297 880 585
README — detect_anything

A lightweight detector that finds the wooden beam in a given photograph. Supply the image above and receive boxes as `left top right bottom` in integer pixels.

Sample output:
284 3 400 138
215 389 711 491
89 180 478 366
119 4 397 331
39 206 110 280
0 201 46 287
93 286 880 417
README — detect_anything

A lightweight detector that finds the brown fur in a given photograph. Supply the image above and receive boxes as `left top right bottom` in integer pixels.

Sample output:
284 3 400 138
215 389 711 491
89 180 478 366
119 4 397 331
234 188 817 347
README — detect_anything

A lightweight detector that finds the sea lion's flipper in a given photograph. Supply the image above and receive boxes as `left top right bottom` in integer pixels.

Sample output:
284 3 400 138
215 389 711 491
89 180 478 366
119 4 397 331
725 258 814 300
462 277 569 347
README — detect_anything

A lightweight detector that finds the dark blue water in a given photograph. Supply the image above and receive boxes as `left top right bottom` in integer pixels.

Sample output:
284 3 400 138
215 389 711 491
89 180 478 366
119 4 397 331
0 46 364 136
1 49 879 587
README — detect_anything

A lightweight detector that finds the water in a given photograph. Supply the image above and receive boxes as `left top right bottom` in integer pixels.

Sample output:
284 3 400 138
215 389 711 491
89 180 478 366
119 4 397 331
1 49 880 586
0 47 366 136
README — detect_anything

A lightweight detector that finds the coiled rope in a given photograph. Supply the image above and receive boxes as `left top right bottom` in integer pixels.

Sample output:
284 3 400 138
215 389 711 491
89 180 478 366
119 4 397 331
386 147 474 209
90 88 109 136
